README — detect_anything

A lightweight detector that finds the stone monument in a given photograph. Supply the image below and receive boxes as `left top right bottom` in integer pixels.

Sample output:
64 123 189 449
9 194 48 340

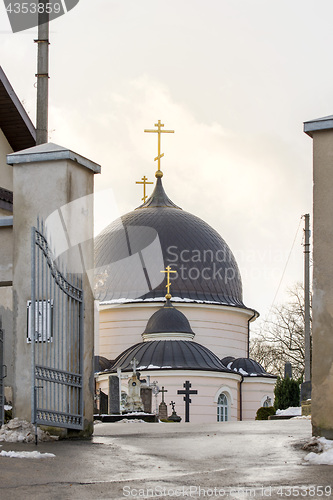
158 386 168 420
123 358 144 413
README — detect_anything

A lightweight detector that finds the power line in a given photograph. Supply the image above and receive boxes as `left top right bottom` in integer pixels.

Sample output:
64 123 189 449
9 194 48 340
263 217 303 325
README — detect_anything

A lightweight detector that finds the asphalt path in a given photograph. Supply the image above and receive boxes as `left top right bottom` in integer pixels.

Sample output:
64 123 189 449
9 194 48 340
0 420 332 500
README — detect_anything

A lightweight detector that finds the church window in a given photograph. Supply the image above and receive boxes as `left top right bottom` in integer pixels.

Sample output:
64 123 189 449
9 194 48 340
263 396 272 408
217 393 229 422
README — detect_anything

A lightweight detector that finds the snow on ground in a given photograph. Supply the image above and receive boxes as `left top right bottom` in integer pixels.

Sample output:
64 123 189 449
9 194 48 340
304 436 333 465
0 450 55 459
276 406 301 416
292 415 311 420
0 419 59 443
116 418 146 423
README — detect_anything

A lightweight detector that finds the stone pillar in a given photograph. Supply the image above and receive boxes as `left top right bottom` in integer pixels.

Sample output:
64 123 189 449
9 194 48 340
7 143 100 436
304 117 333 438
140 387 152 413
109 376 120 414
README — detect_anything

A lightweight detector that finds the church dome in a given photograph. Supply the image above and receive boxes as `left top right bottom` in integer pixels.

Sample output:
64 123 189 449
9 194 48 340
228 358 276 378
109 340 230 372
95 177 244 307
142 299 195 340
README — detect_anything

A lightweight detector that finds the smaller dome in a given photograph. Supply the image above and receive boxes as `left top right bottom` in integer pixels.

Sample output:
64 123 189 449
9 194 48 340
94 355 114 373
142 299 195 340
109 340 230 372
221 356 235 366
228 358 276 378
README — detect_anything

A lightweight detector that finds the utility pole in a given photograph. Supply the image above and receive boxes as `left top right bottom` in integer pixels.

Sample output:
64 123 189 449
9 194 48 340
35 2 49 145
301 213 311 402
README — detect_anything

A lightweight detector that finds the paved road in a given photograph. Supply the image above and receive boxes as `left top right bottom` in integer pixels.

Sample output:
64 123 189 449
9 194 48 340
0 420 332 500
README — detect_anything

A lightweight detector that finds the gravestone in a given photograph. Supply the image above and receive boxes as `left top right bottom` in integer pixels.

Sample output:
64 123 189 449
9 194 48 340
124 373 144 413
100 390 108 415
158 402 168 420
284 362 292 379
140 387 152 413
109 376 120 414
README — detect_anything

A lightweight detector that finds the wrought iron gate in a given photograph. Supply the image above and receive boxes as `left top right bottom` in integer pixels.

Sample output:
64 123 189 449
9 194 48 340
0 317 5 427
31 221 84 430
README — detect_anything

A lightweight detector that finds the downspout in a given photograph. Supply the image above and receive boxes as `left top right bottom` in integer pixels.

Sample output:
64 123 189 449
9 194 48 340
239 374 244 421
247 310 258 358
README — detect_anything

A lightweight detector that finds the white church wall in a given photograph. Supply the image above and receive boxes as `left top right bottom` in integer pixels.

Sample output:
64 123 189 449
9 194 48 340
96 370 241 424
241 378 276 421
98 302 253 361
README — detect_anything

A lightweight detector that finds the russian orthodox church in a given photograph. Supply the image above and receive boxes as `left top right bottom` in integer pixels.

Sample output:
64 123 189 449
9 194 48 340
94 121 276 423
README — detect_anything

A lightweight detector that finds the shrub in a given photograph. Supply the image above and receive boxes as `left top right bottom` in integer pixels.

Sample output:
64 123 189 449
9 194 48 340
274 376 300 410
255 406 276 420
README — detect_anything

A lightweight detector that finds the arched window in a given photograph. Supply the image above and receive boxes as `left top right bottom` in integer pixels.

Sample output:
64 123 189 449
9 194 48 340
262 396 272 408
217 393 229 422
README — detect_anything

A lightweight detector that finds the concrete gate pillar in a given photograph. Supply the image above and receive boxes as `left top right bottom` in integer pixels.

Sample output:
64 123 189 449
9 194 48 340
7 143 101 436
304 116 333 438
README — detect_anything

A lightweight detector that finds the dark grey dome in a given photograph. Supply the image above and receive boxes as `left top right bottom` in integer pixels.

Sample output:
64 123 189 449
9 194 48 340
228 358 276 378
95 178 244 307
109 340 230 372
221 356 235 366
94 355 114 373
143 299 194 335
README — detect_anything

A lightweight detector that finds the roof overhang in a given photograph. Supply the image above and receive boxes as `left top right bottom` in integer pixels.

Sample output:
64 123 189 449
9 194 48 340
304 115 333 138
0 66 36 151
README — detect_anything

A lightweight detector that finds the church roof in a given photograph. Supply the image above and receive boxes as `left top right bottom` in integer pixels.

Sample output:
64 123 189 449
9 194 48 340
95 176 246 307
143 299 194 336
108 340 230 373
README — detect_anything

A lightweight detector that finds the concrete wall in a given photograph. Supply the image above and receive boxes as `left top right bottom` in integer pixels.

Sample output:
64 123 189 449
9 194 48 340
311 129 333 438
0 225 13 283
0 286 13 401
11 152 98 435
98 302 252 361
0 129 13 191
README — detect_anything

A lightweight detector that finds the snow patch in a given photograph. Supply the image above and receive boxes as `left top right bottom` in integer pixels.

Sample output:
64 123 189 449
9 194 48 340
0 450 55 459
304 437 333 465
101 297 229 306
116 418 146 423
276 407 301 416
0 419 59 443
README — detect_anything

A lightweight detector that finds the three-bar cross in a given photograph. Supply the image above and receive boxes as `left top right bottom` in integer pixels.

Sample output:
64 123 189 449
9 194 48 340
144 120 174 174
136 175 153 203
177 380 198 423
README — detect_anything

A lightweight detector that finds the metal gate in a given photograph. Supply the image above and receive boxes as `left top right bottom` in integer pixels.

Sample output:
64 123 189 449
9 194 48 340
0 317 5 427
31 221 84 430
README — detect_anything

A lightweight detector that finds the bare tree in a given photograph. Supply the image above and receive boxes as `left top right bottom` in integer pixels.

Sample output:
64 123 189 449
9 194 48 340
250 283 311 380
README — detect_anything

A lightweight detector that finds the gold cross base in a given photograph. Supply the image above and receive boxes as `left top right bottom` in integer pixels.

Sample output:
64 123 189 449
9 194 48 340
155 170 163 178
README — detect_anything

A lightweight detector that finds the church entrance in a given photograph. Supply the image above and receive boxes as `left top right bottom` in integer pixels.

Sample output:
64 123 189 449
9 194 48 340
217 393 229 422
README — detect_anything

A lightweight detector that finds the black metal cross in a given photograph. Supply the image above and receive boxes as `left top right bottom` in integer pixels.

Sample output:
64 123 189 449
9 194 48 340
159 386 168 404
177 380 198 422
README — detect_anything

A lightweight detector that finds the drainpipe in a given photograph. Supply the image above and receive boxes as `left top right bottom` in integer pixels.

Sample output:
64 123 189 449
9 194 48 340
247 310 257 358
239 374 244 421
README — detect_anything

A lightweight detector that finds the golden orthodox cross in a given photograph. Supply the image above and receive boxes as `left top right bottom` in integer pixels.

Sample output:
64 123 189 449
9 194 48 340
136 175 153 202
160 265 177 298
144 120 174 175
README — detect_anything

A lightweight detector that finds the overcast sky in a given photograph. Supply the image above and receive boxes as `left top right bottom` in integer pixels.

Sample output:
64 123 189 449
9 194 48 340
1 0 331 332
